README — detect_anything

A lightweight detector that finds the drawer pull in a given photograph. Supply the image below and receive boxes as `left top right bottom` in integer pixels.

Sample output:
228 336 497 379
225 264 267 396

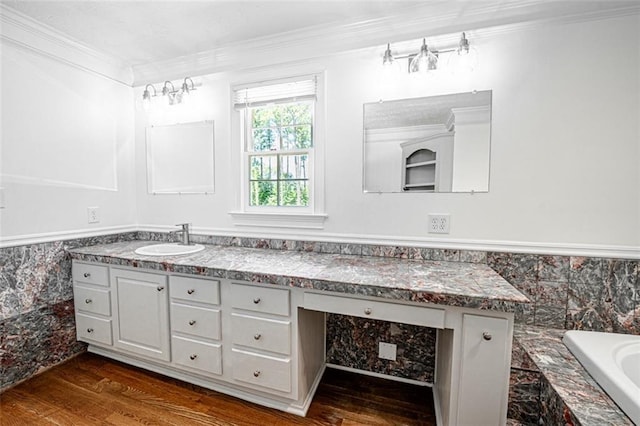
157 286 165 292
483 332 492 341
253 333 261 340
188 320 196 326
253 298 261 304
187 289 195 295
87 328 94 333
364 308 372 315
83 272 91 278
85 298 92 304
189 354 198 360
253 370 261 378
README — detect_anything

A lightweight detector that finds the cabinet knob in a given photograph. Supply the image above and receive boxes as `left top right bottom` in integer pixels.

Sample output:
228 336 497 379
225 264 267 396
83 272 91 278
482 332 492 341
364 308 372 315
189 354 198 360
157 286 165 292
254 333 261 340
253 298 261 304
187 289 195 295
85 298 92 304
189 320 196 326
253 370 261 378
87 328 94 333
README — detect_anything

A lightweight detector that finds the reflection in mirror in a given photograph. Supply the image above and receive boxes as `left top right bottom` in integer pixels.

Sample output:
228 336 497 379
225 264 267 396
146 121 215 194
363 91 491 193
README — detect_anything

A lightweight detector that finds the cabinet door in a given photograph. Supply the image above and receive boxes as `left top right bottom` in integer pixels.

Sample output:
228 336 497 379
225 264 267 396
112 269 170 361
457 314 510 426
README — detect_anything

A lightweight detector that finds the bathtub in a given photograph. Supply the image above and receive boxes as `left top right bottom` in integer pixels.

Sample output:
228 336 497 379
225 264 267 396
563 330 640 424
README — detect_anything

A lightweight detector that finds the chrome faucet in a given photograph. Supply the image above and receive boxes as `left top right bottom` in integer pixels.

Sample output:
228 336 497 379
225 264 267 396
173 223 191 245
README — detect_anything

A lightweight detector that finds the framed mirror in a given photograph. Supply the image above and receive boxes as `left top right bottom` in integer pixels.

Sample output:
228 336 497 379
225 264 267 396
146 121 215 194
363 91 491 193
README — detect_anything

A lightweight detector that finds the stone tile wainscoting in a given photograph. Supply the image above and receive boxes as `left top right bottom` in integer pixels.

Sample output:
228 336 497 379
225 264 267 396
1 231 638 424
0 233 138 390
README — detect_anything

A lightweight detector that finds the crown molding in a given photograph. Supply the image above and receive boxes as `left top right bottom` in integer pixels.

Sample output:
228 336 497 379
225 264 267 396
0 3 133 86
131 1 640 85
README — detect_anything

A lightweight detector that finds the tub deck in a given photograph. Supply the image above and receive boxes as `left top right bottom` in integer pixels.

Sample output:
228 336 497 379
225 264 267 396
513 326 634 426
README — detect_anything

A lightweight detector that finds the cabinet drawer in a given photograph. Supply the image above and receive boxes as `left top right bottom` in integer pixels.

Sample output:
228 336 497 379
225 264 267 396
74 286 111 316
304 292 445 329
170 276 220 305
76 314 112 345
72 262 109 287
231 349 291 394
231 313 291 355
230 284 290 317
171 303 221 341
172 336 222 376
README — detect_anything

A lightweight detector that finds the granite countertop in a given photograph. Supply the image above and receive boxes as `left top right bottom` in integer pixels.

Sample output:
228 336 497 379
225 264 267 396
68 241 530 312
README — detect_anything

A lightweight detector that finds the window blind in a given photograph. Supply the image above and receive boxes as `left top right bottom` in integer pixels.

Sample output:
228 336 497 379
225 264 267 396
233 77 316 109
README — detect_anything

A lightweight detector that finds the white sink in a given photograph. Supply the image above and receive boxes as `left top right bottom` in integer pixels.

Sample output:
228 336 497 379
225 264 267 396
134 243 205 256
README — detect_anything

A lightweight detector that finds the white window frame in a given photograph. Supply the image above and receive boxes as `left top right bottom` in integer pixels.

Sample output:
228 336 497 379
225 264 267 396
230 73 326 229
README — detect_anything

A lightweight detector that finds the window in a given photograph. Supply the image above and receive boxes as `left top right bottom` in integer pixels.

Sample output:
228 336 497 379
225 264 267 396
233 75 325 223
248 101 313 206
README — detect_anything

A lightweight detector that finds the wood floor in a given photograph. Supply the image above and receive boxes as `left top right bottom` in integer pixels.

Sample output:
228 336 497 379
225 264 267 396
0 353 436 425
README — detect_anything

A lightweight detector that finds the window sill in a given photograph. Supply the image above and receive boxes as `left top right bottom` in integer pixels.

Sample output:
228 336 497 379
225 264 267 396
229 211 327 229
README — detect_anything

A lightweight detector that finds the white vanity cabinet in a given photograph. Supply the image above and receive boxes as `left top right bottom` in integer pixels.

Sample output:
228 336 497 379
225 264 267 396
169 275 222 377
456 314 511 425
72 261 325 416
229 283 294 395
72 258 515 424
72 262 113 346
111 268 170 362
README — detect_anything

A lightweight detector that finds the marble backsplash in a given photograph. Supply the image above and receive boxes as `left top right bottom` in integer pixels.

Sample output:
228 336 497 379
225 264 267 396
0 232 138 391
1 230 637 394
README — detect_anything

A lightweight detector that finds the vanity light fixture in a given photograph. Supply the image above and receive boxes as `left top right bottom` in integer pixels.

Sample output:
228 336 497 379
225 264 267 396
141 77 198 110
383 32 477 74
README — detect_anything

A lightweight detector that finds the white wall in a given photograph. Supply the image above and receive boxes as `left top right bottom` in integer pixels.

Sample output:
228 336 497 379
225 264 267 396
134 14 639 251
133 14 640 251
0 40 136 240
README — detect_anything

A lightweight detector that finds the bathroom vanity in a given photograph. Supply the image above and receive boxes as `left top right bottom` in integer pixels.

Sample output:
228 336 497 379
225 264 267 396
69 241 529 426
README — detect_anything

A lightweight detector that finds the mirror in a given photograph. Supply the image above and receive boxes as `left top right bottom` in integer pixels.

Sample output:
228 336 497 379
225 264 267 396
363 91 491 193
146 121 215 194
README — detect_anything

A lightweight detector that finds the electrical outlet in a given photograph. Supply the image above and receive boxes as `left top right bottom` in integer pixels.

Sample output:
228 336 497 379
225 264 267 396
378 342 397 361
428 214 450 234
87 207 100 224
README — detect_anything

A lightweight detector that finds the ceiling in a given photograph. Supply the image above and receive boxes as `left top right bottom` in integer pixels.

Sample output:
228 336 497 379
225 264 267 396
1 0 424 66
3 0 639 85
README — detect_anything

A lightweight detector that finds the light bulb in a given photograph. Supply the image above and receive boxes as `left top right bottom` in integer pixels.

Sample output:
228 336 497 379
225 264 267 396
410 39 438 74
382 43 394 67
141 84 157 111
448 32 479 74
